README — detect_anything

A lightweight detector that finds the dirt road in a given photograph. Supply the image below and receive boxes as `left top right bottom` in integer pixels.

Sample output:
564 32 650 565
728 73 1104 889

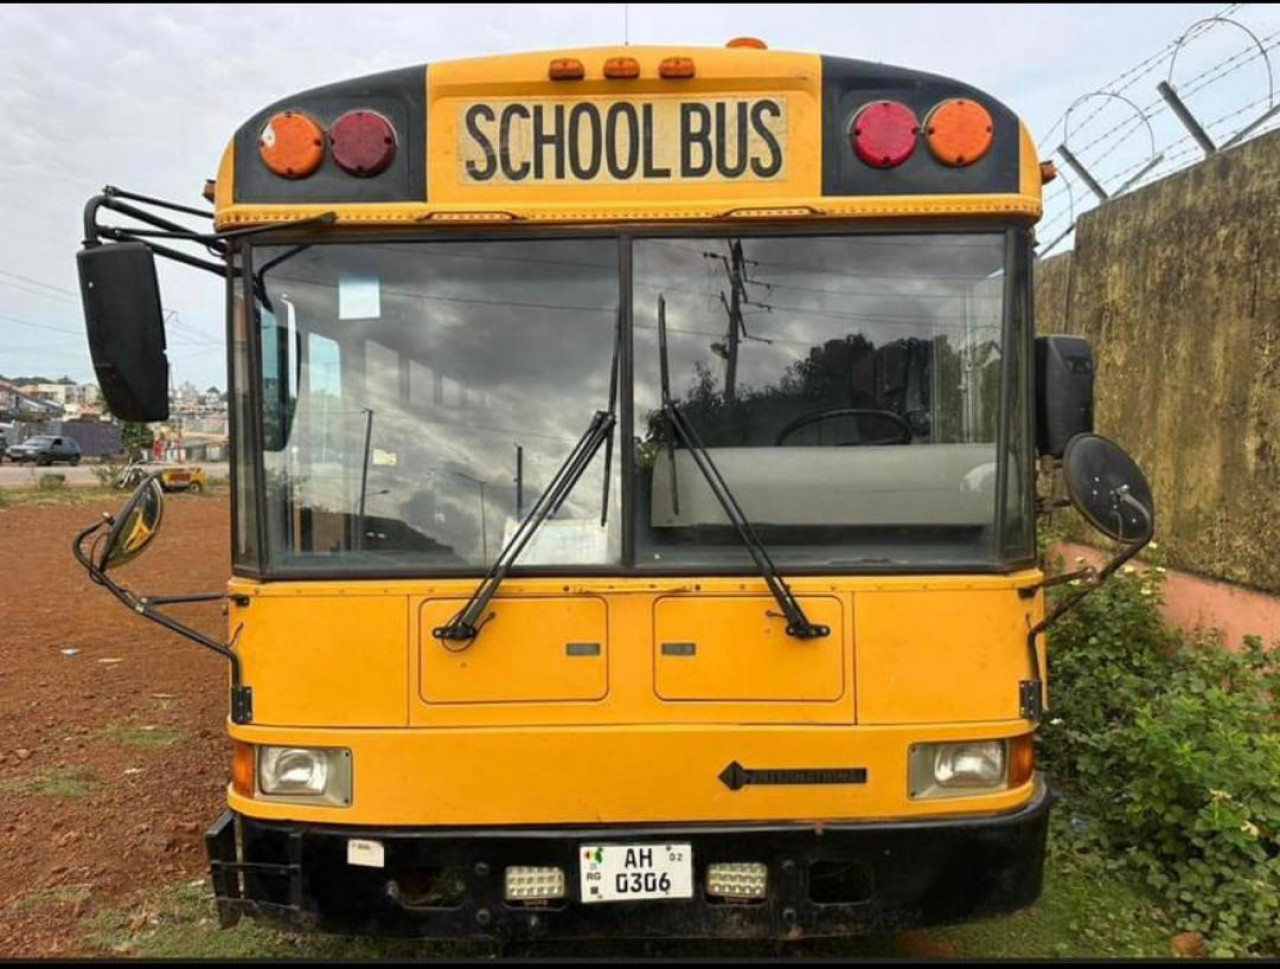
0 494 231 956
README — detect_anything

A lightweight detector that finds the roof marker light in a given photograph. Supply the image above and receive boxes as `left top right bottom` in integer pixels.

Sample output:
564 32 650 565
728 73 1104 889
331 110 397 177
726 37 768 49
549 58 585 80
604 56 640 79
659 56 696 79
850 101 919 169
259 111 325 179
925 98 994 166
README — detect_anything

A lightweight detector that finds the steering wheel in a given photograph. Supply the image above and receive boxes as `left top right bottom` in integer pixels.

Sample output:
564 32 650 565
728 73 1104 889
774 408 913 447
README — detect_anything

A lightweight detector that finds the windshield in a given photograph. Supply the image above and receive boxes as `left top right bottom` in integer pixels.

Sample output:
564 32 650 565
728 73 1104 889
248 231 1029 575
634 234 1019 569
255 240 621 572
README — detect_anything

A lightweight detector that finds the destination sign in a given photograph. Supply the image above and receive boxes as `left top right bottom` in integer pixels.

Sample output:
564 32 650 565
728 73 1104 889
458 96 788 185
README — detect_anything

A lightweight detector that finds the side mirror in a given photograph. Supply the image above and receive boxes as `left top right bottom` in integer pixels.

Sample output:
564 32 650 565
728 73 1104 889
1062 433 1155 544
1027 432 1156 699
76 242 170 422
1036 335 1094 458
97 477 165 571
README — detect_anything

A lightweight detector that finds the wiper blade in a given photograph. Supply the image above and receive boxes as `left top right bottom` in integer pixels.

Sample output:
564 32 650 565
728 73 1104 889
432 308 621 646
431 410 616 644
656 295 829 640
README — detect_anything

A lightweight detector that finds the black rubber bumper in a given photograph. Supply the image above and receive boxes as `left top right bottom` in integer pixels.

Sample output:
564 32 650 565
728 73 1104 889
206 781 1054 940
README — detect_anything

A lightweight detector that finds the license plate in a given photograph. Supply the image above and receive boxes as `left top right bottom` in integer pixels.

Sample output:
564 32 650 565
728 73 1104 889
579 843 693 903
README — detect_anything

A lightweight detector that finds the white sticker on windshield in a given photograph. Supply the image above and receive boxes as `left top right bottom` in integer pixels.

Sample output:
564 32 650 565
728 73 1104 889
502 517 610 564
339 275 381 320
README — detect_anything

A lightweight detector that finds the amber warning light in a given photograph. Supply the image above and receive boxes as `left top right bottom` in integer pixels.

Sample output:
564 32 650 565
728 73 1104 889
259 111 325 178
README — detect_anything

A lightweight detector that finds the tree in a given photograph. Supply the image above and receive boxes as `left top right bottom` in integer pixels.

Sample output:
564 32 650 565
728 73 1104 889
121 422 155 458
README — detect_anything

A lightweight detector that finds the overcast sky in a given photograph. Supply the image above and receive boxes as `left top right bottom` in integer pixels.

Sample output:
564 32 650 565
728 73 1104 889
0 2 1274 390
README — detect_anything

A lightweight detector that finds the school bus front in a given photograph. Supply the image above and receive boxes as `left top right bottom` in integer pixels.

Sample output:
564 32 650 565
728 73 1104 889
187 43 1054 939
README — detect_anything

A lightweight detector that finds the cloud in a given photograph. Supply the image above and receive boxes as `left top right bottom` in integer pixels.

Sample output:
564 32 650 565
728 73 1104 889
1 2 1266 388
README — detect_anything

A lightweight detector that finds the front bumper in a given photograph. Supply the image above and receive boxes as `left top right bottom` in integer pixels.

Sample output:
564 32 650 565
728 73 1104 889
206 780 1053 940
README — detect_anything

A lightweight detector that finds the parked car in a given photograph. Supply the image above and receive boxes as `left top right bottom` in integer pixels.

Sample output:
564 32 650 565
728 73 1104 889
6 435 81 466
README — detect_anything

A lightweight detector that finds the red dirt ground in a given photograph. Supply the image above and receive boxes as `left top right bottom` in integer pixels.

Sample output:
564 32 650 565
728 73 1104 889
0 495 231 956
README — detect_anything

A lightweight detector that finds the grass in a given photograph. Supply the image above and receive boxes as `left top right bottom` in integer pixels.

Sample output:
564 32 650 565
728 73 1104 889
0 768 95 798
0 484 129 507
103 724 185 749
83 824 1176 959
0 476 228 508
923 826 1173 958
12 885 92 913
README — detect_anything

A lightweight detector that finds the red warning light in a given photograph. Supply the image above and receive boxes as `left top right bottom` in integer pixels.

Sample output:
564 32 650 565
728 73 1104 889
850 101 919 169
330 110 397 178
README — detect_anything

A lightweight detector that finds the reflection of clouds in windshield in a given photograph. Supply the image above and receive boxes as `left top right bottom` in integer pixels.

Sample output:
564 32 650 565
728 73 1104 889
260 240 621 565
255 234 1006 568
632 235 1005 419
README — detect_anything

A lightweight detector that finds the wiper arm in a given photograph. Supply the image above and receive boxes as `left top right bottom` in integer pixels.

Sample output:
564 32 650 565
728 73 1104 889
432 308 621 646
431 409 616 644
656 295 829 640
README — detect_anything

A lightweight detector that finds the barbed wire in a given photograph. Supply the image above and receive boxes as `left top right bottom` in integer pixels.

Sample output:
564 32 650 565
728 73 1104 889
1039 85 1277 242
1035 2 1243 152
1037 4 1278 257
1063 30 1279 164
1042 30 1277 213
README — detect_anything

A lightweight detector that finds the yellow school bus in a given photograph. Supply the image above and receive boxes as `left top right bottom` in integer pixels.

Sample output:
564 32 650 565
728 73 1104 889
73 38 1157 941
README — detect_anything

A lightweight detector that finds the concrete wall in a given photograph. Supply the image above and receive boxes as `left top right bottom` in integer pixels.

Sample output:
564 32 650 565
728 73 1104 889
1035 130 1279 595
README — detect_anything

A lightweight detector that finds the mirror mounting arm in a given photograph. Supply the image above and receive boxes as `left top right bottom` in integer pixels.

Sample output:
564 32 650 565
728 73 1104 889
83 193 228 278
71 517 253 724
1030 490 1153 643
1039 566 1098 589
138 592 229 607
1023 495 1153 723
83 187 336 280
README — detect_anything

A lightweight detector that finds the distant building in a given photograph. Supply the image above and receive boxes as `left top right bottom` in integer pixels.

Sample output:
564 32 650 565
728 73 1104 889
0 379 64 420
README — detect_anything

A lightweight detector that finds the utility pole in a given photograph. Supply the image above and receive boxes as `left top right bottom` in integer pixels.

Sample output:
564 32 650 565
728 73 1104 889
703 240 772 403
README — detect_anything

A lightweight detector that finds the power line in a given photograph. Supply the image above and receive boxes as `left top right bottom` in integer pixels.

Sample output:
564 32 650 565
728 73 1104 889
0 312 82 337
0 278 81 305
0 268 80 298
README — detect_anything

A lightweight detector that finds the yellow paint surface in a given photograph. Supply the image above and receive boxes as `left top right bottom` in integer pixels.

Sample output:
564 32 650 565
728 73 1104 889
229 718 1038 826
652 594 846 703
419 595 609 704
228 572 1043 825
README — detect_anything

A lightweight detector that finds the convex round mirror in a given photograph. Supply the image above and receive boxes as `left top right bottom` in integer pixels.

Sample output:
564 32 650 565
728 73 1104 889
97 476 165 571
1063 433 1155 544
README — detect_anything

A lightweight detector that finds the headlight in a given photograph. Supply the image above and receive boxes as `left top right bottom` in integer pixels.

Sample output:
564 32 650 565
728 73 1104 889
257 746 352 806
909 740 1007 799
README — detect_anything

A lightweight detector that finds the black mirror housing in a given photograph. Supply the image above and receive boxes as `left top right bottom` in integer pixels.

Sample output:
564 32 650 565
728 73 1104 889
1035 335 1094 458
76 242 170 422
1062 433 1155 544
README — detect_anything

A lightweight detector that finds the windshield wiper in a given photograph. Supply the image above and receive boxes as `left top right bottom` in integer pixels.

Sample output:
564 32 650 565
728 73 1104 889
432 308 621 646
655 295 830 640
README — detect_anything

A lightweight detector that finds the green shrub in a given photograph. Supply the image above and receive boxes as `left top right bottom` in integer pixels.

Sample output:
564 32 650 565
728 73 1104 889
91 460 126 487
36 473 67 491
1041 560 1280 955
